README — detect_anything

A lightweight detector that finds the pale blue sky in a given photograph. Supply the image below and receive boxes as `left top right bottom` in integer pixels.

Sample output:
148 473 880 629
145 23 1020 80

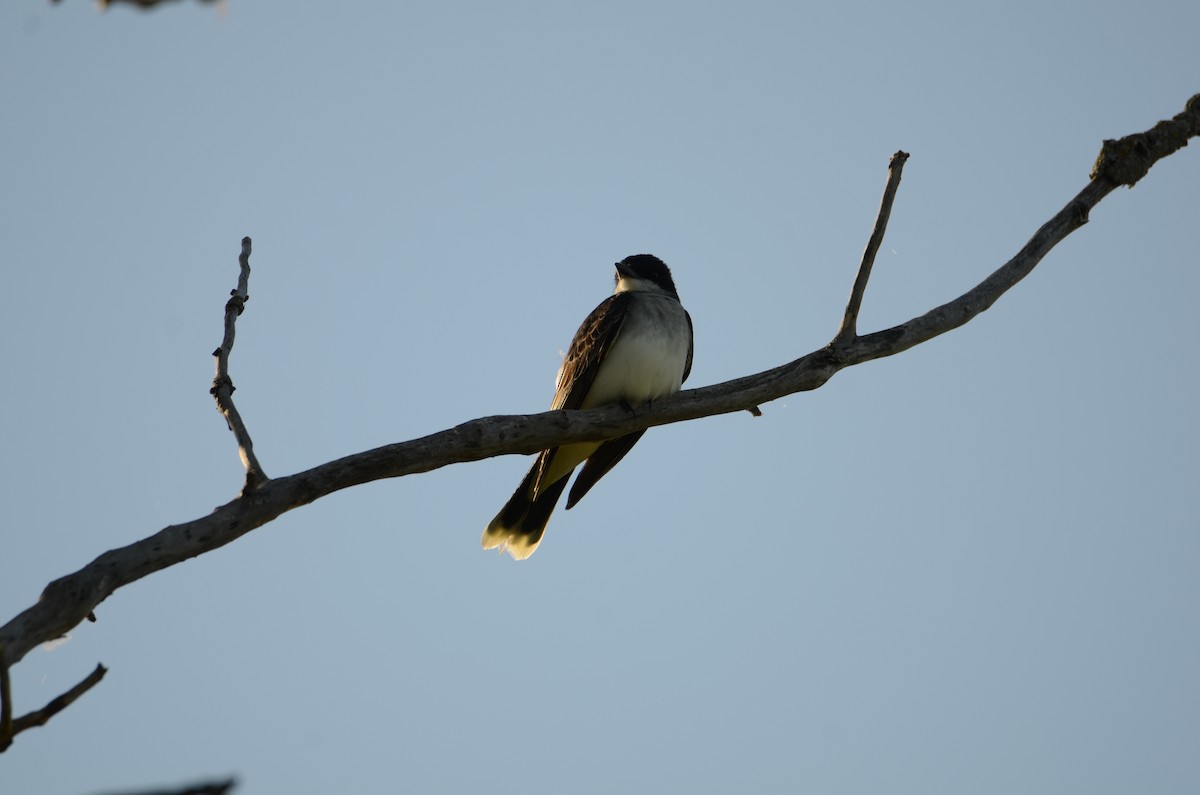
1 2 1197 794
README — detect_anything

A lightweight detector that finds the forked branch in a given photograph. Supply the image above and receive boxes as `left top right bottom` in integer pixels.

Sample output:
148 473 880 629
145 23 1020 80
0 644 106 752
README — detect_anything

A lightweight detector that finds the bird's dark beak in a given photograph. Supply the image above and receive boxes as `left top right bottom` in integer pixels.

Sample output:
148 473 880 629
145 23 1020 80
615 261 633 279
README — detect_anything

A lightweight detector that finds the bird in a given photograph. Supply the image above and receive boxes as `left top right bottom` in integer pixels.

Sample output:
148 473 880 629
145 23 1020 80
482 254 694 560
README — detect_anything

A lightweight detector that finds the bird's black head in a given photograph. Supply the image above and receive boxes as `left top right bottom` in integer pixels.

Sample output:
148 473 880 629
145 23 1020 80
614 254 680 300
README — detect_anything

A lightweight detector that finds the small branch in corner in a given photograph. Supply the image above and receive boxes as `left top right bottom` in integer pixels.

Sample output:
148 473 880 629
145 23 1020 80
210 236 269 494
0 643 107 753
835 150 909 346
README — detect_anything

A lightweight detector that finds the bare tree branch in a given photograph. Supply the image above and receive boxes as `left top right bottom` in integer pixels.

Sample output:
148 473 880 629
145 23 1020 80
0 652 106 751
210 237 267 494
0 95 1196 732
837 150 909 343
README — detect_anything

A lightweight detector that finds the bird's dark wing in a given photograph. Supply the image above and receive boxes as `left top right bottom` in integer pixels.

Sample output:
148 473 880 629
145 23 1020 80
551 292 631 411
564 430 646 510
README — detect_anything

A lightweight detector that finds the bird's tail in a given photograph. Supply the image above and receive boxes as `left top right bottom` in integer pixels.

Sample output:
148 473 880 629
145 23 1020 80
482 452 569 560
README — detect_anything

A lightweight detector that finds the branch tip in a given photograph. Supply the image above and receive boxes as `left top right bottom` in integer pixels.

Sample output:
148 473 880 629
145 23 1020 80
1091 95 1200 187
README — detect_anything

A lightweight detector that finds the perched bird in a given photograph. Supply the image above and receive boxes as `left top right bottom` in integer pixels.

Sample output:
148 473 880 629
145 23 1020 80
483 254 694 559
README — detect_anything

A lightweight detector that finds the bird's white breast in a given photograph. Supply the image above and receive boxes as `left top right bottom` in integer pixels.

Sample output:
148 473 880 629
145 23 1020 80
580 295 691 409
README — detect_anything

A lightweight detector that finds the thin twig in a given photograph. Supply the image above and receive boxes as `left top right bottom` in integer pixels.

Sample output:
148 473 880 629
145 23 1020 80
0 662 106 751
211 237 268 493
837 150 909 344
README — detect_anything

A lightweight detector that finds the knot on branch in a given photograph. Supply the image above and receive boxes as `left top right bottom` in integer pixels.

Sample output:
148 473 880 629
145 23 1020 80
210 374 235 398
225 292 248 316
1091 93 1200 187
